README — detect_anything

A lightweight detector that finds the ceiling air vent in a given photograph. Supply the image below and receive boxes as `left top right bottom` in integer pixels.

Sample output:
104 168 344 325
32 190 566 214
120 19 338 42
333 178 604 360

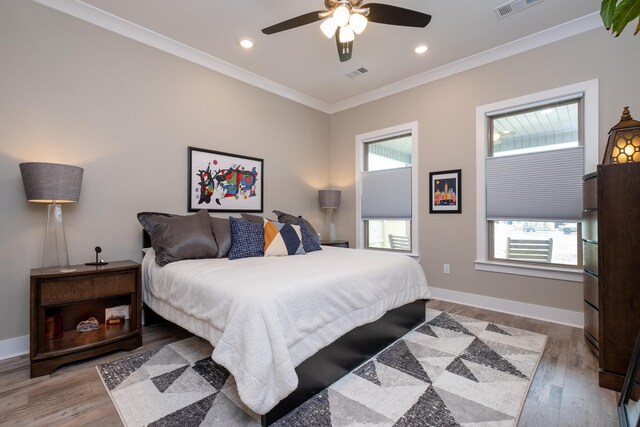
346 67 368 78
494 0 543 19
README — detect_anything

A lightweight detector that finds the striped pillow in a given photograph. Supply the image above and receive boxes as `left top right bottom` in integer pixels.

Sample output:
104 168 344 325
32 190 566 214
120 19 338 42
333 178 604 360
263 219 305 256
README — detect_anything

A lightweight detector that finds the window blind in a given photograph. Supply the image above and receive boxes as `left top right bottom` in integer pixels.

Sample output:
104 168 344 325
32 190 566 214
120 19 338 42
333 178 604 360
486 146 584 221
361 166 412 219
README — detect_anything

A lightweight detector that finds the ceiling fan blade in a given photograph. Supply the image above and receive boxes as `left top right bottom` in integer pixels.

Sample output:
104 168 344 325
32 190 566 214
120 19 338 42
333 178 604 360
262 11 325 35
363 3 431 27
336 36 353 62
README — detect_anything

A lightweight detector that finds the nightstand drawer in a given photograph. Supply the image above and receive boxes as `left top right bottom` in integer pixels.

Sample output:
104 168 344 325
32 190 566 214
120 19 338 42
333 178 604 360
40 271 136 305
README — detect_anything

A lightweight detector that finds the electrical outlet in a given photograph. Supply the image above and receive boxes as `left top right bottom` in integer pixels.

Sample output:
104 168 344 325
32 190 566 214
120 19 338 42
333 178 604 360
443 264 450 274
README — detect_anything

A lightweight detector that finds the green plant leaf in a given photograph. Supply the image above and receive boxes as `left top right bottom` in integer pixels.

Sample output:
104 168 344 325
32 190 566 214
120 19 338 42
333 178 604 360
601 0 617 29
611 0 640 35
636 16 640 34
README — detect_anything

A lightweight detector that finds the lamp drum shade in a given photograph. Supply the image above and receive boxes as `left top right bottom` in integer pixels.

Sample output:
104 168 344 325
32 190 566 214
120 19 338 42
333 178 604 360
319 190 341 209
19 162 83 203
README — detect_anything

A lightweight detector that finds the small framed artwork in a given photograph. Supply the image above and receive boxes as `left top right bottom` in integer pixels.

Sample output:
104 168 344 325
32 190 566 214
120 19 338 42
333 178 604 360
188 147 264 213
429 169 461 214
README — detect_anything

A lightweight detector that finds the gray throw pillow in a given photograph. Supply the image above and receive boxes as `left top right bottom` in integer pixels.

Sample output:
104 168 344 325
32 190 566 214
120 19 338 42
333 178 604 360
273 210 320 244
240 213 265 224
210 216 232 258
137 209 218 266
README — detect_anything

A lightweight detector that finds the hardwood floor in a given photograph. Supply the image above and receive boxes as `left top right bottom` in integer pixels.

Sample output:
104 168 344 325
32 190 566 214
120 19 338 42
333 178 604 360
0 300 619 426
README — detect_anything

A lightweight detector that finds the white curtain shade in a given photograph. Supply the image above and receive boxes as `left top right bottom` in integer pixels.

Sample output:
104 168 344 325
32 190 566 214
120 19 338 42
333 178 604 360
361 166 412 219
486 146 584 221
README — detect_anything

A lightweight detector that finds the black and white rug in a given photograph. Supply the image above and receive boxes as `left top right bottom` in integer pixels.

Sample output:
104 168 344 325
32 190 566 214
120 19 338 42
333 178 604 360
97 309 547 426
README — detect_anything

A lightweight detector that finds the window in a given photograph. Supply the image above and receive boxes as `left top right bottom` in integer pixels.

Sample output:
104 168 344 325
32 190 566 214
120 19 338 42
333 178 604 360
487 99 583 267
475 80 599 281
356 122 418 254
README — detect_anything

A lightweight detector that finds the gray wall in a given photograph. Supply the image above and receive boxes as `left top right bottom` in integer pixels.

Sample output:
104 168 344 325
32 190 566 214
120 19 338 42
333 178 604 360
329 28 640 313
0 1 330 341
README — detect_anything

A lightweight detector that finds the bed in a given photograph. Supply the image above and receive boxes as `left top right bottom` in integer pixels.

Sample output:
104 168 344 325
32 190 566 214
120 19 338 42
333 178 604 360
141 223 429 425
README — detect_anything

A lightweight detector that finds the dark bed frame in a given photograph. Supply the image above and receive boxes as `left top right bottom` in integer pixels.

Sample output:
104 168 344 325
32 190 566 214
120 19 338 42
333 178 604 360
142 231 426 426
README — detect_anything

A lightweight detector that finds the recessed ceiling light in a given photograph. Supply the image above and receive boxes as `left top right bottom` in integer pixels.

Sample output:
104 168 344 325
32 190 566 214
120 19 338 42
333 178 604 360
239 38 254 49
414 44 428 54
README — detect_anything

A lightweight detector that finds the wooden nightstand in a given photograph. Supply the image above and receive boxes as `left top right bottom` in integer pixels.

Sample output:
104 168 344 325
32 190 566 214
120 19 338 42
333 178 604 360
320 240 349 248
30 261 142 377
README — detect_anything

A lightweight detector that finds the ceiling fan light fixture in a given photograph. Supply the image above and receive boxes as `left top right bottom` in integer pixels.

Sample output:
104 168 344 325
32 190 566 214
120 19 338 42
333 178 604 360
339 25 355 43
320 17 338 38
333 4 351 27
349 13 367 34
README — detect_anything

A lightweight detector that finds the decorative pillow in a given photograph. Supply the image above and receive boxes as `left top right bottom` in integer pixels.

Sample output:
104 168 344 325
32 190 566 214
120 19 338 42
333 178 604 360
228 217 264 260
263 219 305 256
137 210 218 266
273 210 320 244
240 213 265 224
210 216 231 258
297 218 322 253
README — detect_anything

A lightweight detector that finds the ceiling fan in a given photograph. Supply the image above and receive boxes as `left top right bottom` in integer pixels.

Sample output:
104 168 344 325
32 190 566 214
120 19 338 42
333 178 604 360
262 0 431 62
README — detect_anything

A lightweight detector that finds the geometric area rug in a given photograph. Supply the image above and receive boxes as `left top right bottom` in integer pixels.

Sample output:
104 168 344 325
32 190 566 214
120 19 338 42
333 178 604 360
96 309 547 427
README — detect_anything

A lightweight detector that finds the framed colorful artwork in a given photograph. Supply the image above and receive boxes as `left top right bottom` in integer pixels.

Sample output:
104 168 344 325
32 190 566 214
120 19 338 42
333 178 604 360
429 169 461 214
188 147 264 213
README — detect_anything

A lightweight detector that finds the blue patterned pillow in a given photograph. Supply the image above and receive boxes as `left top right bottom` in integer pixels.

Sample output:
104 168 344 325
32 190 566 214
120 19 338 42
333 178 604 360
228 217 264 260
298 218 322 252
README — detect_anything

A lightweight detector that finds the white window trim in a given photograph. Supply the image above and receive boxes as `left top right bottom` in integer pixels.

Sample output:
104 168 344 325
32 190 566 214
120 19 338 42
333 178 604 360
355 121 419 257
475 79 599 282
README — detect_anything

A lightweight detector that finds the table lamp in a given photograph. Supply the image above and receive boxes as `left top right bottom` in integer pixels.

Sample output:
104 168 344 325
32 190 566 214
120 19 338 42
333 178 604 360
19 162 83 271
602 107 640 164
319 189 341 241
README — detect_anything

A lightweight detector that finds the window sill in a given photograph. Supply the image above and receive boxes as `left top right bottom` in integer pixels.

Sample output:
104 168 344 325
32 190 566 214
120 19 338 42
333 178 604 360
474 260 582 282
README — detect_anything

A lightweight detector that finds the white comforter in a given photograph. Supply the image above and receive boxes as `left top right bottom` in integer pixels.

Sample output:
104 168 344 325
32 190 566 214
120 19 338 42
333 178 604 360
142 246 429 415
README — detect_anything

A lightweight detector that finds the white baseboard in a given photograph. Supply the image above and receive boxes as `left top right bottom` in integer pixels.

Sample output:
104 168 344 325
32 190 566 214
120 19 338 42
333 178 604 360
0 335 29 361
429 287 583 328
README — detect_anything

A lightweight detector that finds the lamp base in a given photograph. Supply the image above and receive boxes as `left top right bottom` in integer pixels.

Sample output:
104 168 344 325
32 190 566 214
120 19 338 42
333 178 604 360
42 203 70 271
329 222 337 241
324 208 337 241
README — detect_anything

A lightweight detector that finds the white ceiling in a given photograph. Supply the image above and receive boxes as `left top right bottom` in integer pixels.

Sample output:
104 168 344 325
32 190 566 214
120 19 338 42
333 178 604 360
41 0 601 112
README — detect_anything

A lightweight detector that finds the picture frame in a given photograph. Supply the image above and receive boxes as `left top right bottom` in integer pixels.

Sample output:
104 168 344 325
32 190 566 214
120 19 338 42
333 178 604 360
429 169 461 214
188 147 264 213
618 332 640 427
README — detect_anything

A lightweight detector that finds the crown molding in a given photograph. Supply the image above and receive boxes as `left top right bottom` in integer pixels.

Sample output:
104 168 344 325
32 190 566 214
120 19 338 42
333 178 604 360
328 12 602 113
32 0 333 113
32 0 601 115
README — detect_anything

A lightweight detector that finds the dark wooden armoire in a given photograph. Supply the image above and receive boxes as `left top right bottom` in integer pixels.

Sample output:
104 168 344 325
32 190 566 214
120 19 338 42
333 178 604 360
584 163 640 391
